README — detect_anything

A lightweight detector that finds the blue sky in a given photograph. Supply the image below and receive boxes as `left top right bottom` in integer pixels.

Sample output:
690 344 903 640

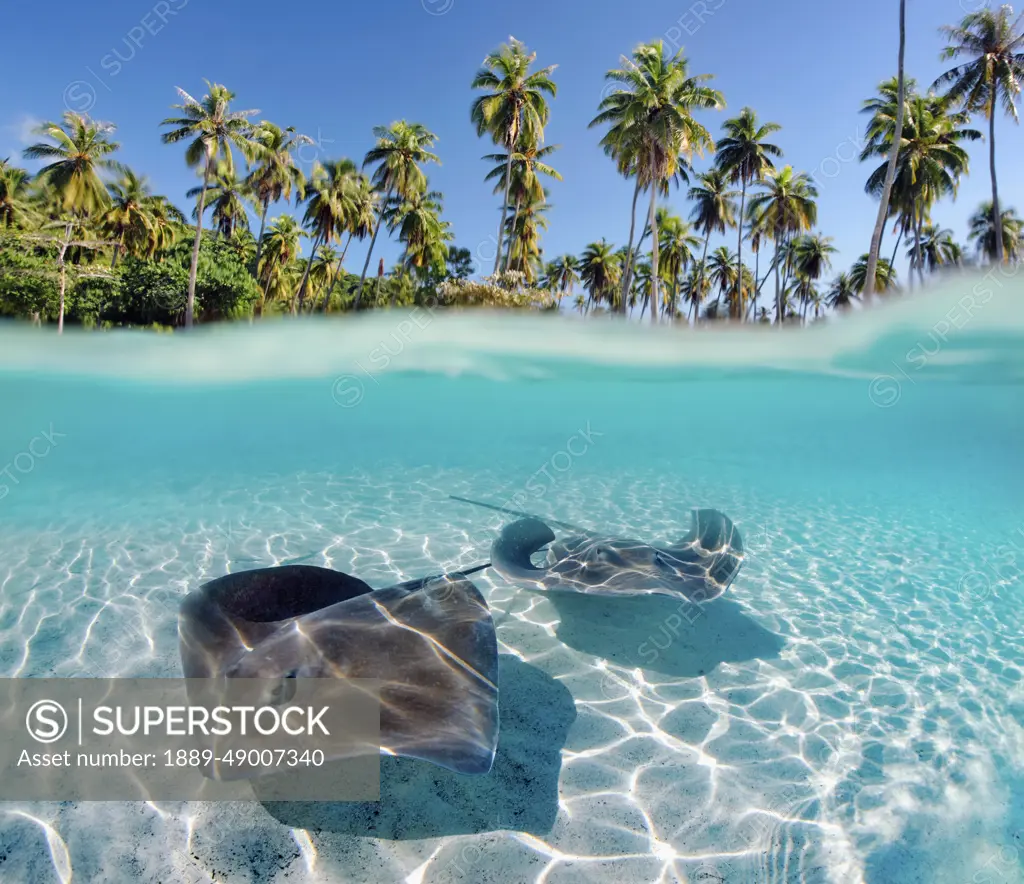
1 0 1020 286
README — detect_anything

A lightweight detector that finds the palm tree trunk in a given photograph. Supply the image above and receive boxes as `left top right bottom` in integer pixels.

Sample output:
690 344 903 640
736 177 747 315
774 234 783 325
111 230 124 269
915 209 926 288
295 230 323 314
864 0 906 302
648 183 659 324
321 231 355 312
355 187 392 309
185 157 213 328
618 177 643 312
494 141 515 276
697 229 711 323
254 196 270 274
503 196 521 273
988 84 1003 264
889 223 904 272
56 221 72 335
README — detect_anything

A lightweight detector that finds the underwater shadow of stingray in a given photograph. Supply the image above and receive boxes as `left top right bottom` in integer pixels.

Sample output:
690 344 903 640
546 592 785 678
258 654 575 839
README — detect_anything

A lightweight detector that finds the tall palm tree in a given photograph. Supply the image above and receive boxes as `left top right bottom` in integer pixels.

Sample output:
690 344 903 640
863 91 979 288
504 188 549 280
707 246 737 314
850 253 898 294
865 0 907 300
22 112 120 333
161 82 262 327
296 158 359 312
658 213 700 319
688 168 737 307
935 5 1024 264
187 162 252 240
591 40 722 322
472 37 557 276
483 140 561 271
968 200 1022 262
354 121 440 308
23 112 120 217
747 165 818 325
715 107 782 310
577 239 621 314
827 272 860 311
246 122 311 273
0 159 35 228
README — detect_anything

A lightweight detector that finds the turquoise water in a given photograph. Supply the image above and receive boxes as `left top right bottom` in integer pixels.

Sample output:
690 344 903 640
0 271 1022 883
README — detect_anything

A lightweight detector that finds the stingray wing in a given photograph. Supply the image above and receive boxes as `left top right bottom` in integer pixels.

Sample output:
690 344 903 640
178 565 375 679
661 509 746 599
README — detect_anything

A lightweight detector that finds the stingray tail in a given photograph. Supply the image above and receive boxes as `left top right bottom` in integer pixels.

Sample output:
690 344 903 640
449 495 582 533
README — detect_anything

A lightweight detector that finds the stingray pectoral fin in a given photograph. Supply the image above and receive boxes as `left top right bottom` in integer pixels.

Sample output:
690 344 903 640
491 518 558 581
178 565 375 680
666 509 746 600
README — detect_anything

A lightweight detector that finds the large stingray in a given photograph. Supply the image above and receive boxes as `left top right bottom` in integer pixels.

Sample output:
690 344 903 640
451 496 744 601
178 564 498 775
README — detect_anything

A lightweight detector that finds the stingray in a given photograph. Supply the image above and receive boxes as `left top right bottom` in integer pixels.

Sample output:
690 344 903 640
451 495 744 601
178 563 498 776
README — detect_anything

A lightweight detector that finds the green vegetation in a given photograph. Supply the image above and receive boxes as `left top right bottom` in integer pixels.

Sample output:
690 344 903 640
1 11 1021 333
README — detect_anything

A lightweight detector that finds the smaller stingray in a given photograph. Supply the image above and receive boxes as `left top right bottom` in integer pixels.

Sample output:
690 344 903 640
178 564 498 776
453 497 744 601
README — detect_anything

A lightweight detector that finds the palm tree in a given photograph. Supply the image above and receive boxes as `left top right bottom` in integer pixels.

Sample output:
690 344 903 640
296 158 359 312
472 37 558 276
747 165 818 325
916 222 962 272
246 122 311 273
863 91 979 288
791 233 837 297
308 245 341 313
258 215 303 313
850 253 898 294
161 82 262 327
354 121 440 308
23 112 120 217
0 159 35 228
504 188 549 280
715 107 782 312
688 168 737 308
591 40 722 322
968 200 1022 262
935 5 1024 264
577 239 621 314
548 254 579 306
483 140 561 271
827 272 860 311
865 0 907 300
681 260 712 321
103 168 168 266
22 112 120 333
658 214 701 319
388 187 452 278
707 246 737 314
187 162 252 240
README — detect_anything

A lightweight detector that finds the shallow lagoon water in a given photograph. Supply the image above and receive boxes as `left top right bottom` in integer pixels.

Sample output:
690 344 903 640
0 271 1022 883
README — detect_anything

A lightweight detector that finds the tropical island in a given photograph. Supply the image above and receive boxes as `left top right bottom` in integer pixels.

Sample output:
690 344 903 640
0 5 1020 333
